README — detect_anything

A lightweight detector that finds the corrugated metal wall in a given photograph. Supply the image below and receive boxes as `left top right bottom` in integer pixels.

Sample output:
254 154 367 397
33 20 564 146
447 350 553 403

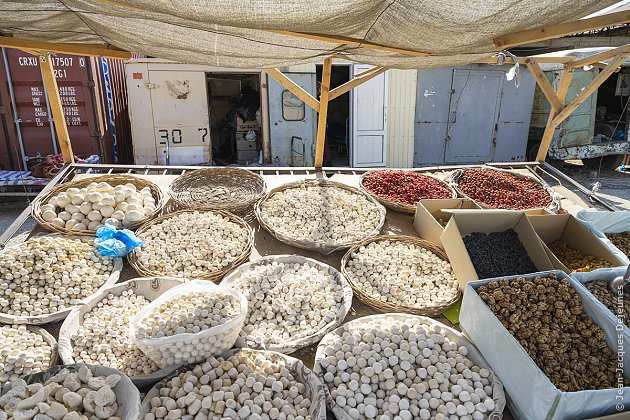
386 69 417 168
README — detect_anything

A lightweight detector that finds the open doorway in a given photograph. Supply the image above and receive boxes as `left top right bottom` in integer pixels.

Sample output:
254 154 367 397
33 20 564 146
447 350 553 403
316 64 350 166
206 73 261 165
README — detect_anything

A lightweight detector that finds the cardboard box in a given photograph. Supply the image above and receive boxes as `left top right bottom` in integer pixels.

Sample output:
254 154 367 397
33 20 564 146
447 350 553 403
413 199 481 249
236 117 260 132
441 211 555 289
527 214 627 272
236 138 257 151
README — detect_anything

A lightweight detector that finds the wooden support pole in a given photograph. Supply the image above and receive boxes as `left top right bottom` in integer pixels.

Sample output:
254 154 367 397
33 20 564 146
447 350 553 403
329 66 387 100
566 44 630 69
536 69 574 161
40 54 74 163
526 59 563 114
314 57 332 169
265 68 320 112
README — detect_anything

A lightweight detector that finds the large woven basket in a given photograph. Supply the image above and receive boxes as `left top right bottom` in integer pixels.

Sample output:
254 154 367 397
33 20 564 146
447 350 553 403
255 179 386 254
360 170 457 214
341 235 460 316
32 174 165 236
450 166 560 213
128 209 254 282
168 167 266 215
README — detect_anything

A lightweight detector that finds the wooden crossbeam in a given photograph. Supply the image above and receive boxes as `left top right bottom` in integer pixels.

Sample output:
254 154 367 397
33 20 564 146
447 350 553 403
474 55 576 64
40 54 74 163
0 36 131 59
566 43 630 69
329 66 387 100
526 59 563 113
494 10 630 49
314 58 332 169
266 30 430 57
536 69 574 161
264 68 320 111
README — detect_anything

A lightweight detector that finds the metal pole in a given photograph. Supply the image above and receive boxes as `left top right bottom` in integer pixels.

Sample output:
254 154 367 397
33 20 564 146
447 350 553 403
2 48 29 170
260 71 271 164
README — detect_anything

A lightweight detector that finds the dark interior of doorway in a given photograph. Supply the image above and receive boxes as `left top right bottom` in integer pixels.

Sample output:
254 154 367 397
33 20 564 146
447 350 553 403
206 73 261 165
316 65 350 166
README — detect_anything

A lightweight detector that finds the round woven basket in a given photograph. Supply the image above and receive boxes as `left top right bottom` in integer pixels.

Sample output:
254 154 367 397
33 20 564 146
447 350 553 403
128 209 254 282
255 179 386 254
168 167 266 215
360 170 457 214
341 235 460 316
32 174 165 236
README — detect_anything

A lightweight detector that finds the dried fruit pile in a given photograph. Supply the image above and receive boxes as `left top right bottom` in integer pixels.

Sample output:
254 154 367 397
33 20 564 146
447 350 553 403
585 280 629 327
463 230 537 279
478 274 625 392
456 169 552 210
362 170 453 206
548 240 614 272
607 232 630 256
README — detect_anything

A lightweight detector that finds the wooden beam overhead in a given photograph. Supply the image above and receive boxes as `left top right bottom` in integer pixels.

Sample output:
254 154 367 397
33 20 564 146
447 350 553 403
565 43 630 69
536 69 574 161
494 10 630 49
314 57 332 169
0 36 131 59
525 59 564 114
264 68 320 112
266 30 430 57
474 55 576 64
329 66 388 101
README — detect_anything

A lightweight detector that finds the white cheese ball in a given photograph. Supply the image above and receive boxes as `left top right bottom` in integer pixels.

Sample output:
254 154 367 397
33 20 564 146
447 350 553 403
229 261 345 349
0 236 115 317
317 318 495 420
144 353 314 420
134 290 243 367
259 184 383 245
345 240 459 309
0 325 53 387
134 211 250 277
72 290 159 377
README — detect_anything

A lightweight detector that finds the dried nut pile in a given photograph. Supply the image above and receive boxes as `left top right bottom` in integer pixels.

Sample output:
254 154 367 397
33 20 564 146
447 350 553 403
228 261 345 348
585 280 629 327
463 230 537 279
72 290 159 377
259 184 383 244
144 353 314 420
0 325 53 386
548 240 614 272
319 318 495 420
43 181 156 230
362 171 453 206
478 275 625 391
134 211 250 277
0 366 122 420
607 232 630 257
0 236 115 317
345 240 458 309
135 291 242 367
457 168 552 210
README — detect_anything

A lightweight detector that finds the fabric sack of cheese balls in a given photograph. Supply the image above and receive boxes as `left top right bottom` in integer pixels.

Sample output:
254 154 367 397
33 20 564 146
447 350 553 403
577 210 630 263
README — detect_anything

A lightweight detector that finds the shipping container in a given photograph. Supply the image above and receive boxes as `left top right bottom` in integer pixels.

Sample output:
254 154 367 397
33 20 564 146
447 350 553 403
0 48 132 173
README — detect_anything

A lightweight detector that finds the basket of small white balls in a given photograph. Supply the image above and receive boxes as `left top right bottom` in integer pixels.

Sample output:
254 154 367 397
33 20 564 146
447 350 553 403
31 174 164 235
341 235 461 316
129 280 248 369
0 364 140 420
140 349 327 420
57 277 186 388
221 255 354 354
0 234 123 325
0 324 58 388
255 179 386 254
128 209 254 281
314 314 506 420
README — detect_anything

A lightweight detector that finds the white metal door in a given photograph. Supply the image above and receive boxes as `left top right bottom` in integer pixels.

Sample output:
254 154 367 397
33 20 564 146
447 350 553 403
351 65 388 167
148 71 211 165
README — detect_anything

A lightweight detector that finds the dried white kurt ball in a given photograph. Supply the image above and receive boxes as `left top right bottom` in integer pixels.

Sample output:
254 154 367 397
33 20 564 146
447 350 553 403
0 236 115 317
71 290 159 377
144 352 314 420
0 325 53 387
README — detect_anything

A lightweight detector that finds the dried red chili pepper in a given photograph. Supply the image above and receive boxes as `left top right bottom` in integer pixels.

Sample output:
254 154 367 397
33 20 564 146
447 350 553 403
362 170 453 206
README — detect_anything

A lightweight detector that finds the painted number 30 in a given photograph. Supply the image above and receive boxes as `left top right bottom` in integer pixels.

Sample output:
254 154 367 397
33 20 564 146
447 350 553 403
158 128 208 145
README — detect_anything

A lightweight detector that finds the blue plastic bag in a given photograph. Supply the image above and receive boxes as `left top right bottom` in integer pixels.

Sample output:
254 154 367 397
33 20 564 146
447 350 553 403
95 224 144 257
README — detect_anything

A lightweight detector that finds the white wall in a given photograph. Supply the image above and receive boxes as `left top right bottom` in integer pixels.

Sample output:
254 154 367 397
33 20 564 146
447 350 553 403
386 69 418 168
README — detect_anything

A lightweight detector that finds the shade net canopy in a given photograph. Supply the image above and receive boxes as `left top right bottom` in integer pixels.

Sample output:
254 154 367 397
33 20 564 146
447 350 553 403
0 0 618 68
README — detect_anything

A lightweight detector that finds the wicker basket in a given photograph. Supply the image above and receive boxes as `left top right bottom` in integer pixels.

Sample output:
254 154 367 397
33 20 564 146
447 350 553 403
360 170 457 214
341 235 460 316
128 210 254 282
255 179 386 254
32 174 165 236
168 167 266 215
450 166 559 212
